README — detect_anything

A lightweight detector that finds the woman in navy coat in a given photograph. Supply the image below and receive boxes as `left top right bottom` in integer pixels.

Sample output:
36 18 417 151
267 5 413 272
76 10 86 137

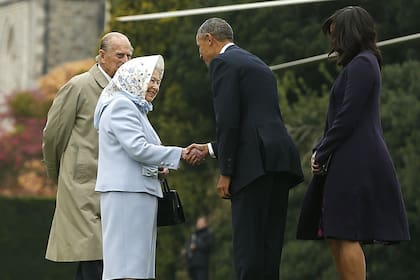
296 6 410 280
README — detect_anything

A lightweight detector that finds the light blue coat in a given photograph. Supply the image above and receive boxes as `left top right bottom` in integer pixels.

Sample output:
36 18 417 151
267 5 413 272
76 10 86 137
95 94 182 197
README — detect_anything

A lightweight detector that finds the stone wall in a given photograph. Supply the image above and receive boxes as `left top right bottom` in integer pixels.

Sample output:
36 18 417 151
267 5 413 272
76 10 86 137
0 0 44 94
46 0 105 71
0 0 105 95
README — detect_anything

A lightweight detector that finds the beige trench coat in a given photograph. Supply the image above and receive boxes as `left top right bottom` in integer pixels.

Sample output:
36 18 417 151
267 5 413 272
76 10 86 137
43 64 108 261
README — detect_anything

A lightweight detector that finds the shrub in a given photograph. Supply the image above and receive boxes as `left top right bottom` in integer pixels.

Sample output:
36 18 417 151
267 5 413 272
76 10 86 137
0 90 51 190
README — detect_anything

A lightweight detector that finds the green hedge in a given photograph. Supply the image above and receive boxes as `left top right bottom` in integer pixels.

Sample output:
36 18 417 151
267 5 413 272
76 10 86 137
0 196 76 279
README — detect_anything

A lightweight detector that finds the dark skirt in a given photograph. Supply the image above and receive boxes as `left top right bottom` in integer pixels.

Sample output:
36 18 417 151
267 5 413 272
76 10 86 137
296 173 410 244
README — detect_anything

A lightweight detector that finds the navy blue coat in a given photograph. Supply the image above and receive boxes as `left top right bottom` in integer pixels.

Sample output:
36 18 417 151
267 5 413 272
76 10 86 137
209 45 304 194
297 51 410 242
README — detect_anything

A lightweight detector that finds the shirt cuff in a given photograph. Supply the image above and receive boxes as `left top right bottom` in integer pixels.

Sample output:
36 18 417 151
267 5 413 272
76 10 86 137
207 143 216 158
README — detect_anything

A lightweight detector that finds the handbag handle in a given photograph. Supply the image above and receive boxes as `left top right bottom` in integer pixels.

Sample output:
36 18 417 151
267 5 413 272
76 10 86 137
160 178 170 193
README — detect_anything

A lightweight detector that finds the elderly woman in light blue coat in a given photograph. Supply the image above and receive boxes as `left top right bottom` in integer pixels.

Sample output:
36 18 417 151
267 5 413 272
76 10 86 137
94 55 187 280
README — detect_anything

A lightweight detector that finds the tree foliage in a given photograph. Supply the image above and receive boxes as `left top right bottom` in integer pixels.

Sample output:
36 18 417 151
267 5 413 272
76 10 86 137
0 90 56 197
0 90 49 175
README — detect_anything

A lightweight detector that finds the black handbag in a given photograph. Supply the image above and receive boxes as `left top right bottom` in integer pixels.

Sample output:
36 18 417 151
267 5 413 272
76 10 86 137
157 178 185 227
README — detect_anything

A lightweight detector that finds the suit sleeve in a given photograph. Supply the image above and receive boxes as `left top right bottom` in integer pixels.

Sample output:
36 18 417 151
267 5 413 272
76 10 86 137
42 82 80 182
209 57 240 176
315 56 375 164
109 98 182 169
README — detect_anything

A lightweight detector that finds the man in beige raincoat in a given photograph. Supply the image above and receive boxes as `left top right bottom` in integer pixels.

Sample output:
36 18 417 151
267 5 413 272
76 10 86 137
43 32 133 280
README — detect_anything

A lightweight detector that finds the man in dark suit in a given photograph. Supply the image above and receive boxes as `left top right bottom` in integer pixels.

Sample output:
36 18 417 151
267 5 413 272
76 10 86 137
187 18 304 280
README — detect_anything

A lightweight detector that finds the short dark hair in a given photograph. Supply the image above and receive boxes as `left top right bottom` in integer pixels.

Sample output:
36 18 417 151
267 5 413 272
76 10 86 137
197 18 234 42
322 6 382 68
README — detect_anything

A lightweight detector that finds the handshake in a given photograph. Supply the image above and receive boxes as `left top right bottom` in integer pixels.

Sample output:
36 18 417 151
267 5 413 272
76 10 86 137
181 143 209 166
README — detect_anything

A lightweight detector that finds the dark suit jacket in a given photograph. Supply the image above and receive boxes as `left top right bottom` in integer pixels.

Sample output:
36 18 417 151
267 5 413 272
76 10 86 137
209 45 303 194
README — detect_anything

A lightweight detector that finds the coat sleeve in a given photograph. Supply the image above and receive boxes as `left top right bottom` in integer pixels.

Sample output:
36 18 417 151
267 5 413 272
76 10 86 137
315 56 375 164
42 81 80 182
209 57 240 176
108 98 182 169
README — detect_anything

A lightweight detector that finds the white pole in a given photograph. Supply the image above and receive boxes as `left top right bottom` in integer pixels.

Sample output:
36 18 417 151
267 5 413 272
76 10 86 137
269 33 420 70
117 0 337 22
377 33 420 47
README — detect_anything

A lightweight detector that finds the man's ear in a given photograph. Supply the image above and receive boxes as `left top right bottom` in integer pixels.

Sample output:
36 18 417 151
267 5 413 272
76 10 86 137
98 49 105 59
205 33 213 45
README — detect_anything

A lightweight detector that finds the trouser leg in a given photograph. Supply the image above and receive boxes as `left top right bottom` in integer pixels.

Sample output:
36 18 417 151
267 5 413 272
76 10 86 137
231 173 290 280
75 260 103 280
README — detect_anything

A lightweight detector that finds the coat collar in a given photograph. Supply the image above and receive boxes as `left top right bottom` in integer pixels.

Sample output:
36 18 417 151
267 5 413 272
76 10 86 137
89 64 109 90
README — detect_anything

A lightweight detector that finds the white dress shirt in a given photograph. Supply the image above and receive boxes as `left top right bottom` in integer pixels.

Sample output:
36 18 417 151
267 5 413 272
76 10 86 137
98 64 112 82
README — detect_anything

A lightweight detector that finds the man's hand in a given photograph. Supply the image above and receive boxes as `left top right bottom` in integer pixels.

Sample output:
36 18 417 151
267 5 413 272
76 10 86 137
217 175 231 199
182 143 209 165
